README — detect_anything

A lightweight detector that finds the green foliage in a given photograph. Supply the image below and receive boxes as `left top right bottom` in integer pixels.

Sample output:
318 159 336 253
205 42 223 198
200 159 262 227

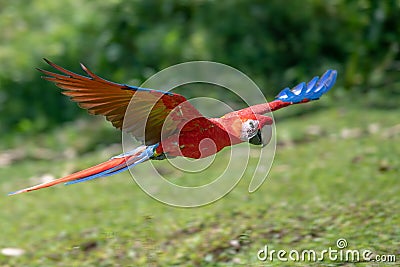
1 2 398 265
0 0 399 136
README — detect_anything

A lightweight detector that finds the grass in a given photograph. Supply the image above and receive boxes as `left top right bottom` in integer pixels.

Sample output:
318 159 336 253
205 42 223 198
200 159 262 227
0 99 399 266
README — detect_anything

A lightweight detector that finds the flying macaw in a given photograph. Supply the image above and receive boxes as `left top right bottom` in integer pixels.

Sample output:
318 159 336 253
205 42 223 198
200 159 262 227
10 59 337 195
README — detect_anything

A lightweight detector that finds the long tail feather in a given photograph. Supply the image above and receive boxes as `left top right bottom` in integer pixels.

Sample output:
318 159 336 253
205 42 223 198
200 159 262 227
64 151 151 185
9 145 158 195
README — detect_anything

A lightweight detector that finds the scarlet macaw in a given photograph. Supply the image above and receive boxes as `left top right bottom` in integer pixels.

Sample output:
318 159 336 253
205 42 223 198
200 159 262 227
10 59 337 195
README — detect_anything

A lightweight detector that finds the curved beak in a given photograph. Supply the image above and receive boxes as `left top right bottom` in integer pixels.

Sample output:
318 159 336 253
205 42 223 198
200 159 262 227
249 125 272 147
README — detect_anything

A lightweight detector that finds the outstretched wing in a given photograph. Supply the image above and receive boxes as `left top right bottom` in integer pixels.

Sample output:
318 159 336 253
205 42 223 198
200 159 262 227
243 69 337 115
38 59 205 145
275 69 337 103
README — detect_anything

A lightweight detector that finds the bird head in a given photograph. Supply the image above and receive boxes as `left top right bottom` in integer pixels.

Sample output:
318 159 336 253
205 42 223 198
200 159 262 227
240 115 273 147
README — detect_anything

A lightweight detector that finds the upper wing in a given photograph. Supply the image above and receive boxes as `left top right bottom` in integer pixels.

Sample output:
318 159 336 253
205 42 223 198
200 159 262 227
38 59 205 145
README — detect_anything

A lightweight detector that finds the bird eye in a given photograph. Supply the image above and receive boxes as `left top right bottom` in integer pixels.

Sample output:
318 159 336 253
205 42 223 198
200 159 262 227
249 121 254 128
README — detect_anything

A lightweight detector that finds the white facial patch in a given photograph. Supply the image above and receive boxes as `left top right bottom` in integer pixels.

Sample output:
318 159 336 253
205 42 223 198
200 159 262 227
240 119 259 141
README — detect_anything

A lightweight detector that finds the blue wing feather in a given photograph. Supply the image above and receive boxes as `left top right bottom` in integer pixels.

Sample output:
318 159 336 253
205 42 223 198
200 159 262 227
276 70 337 103
125 84 174 96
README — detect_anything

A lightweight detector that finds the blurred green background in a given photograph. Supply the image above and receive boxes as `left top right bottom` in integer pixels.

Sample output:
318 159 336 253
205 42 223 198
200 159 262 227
1 0 399 137
1 1 399 266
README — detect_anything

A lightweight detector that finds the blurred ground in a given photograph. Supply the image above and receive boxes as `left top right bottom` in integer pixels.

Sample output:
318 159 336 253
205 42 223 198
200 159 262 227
1 98 399 266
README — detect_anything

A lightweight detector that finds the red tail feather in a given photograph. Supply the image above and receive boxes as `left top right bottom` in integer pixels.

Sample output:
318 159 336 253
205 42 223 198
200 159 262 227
9 157 128 195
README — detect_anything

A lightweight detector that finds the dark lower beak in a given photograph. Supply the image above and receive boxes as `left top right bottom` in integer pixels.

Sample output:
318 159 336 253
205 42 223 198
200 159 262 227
249 130 262 145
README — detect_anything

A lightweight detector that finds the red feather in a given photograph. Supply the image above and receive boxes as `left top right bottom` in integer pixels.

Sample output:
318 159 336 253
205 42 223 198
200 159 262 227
38 59 205 145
